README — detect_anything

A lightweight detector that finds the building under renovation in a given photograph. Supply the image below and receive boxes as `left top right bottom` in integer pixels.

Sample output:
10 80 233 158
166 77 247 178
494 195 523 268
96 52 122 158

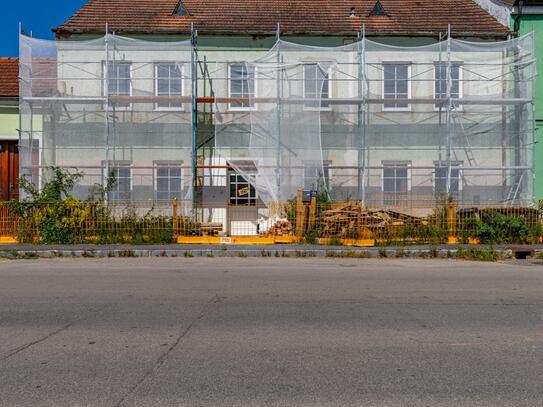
18 0 536 234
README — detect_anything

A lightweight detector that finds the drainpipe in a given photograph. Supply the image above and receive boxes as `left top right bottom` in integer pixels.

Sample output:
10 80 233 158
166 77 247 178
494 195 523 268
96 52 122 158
513 0 525 36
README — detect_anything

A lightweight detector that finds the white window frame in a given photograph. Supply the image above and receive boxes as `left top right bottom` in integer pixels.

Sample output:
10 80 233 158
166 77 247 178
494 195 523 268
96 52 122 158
102 160 133 201
228 63 257 111
153 160 184 201
381 161 412 193
433 62 463 111
102 61 133 111
382 63 411 112
433 162 463 196
154 62 184 111
302 64 332 111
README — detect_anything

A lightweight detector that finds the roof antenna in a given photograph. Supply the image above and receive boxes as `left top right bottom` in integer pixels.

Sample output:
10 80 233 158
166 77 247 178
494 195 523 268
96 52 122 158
276 23 281 41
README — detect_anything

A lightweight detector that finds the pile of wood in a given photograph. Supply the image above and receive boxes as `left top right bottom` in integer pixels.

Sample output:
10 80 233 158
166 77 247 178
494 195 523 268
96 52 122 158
262 219 293 236
319 202 424 238
188 222 223 236
320 202 368 238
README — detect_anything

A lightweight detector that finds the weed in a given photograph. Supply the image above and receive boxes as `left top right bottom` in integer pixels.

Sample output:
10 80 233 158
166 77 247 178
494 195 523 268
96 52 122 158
302 230 319 245
118 250 136 258
455 247 499 262
184 251 194 258
325 250 371 258
327 236 343 246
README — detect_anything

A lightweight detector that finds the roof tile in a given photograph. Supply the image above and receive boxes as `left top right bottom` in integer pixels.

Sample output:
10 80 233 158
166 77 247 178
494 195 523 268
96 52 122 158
0 58 18 98
55 0 510 38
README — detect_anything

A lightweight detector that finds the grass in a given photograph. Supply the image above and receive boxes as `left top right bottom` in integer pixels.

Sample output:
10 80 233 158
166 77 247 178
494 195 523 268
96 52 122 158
454 247 501 262
325 250 371 258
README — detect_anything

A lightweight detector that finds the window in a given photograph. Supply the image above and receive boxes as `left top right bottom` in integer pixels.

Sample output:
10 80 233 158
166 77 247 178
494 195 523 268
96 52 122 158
303 161 331 190
229 64 255 110
154 161 183 201
104 161 132 201
383 63 410 110
434 162 462 197
303 64 330 109
369 0 387 16
435 63 462 109
104 62 131 109
382 161 411 204
229 168 257 206
175 1 188 16
155 63 183 110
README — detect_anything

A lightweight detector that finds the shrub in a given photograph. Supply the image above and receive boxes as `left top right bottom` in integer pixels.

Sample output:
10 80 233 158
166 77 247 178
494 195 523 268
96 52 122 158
9 167 176 244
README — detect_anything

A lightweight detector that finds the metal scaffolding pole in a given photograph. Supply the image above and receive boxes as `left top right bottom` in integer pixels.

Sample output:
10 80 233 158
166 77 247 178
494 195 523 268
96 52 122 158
191 23 198 202
356 25 366 201
531 32 536 203
103 24 110 202
275 23 282 200
446 24 453 197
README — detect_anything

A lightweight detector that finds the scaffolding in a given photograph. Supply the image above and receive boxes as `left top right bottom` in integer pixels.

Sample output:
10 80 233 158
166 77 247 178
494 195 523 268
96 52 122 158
19 28 536 216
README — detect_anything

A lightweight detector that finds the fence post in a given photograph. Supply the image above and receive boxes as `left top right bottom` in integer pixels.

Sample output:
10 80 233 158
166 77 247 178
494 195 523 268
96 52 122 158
446 201 458 244
357 203 362 239
308 194 317 231
172 197 178 239
296 190 305 237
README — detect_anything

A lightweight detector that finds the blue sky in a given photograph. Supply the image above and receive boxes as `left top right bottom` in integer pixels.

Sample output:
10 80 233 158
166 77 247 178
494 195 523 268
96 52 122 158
1 1 88 56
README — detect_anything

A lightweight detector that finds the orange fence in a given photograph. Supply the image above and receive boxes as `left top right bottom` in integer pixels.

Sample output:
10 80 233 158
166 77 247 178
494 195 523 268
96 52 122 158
0 198 540 245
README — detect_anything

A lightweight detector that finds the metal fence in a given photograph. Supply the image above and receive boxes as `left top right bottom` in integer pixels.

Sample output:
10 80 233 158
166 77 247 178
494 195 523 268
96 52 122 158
0 199 540 245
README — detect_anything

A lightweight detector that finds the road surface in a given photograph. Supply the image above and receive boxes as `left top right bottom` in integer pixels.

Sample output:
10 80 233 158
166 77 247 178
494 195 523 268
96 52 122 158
0 258 542 406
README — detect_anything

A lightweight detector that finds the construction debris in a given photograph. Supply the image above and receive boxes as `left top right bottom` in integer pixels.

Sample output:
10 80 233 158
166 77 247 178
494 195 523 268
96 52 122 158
315 201 426 238
261 219 293 236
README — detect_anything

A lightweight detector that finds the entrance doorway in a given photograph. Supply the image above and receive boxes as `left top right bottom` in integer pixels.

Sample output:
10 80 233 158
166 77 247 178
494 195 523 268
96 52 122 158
0 140 19 201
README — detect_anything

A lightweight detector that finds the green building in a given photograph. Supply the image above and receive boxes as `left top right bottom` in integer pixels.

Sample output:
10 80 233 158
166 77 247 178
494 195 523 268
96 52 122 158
510 0 543 199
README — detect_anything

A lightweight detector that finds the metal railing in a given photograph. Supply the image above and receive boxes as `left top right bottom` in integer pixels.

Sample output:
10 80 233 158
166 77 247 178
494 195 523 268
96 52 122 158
0 198 540 245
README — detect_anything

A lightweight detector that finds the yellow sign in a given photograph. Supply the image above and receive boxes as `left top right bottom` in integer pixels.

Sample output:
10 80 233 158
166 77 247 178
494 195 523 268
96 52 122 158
238 186 249 196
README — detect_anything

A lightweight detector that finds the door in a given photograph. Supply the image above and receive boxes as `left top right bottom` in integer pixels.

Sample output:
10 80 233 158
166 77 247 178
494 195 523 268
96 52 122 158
0 141 19 201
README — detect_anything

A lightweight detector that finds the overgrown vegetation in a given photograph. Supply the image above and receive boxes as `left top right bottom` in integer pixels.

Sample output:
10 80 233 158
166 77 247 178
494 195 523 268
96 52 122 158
454 247 502 262
3 169 542 247
8 167 178 244
459 210 542 245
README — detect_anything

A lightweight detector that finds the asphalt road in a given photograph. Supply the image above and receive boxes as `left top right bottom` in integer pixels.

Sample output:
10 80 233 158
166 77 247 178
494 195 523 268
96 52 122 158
0 258 542 407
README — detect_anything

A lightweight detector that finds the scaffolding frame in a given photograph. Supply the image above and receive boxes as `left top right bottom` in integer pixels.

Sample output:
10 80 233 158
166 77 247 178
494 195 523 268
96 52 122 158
18 25 536 208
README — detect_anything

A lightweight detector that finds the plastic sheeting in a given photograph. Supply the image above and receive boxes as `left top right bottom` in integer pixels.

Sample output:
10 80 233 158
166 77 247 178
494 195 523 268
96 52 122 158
19 32 536 206
19 34 193 202
212 34 536 205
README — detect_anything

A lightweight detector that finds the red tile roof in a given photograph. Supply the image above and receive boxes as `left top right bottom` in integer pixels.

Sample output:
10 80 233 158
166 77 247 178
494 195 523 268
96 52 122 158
55 0 510 38
0 58 18 98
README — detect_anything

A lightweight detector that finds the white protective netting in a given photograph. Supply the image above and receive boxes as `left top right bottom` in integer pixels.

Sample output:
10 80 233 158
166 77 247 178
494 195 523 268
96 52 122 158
214 43 332 203
19 32 536 208
210 34 536 206
19 34 193 203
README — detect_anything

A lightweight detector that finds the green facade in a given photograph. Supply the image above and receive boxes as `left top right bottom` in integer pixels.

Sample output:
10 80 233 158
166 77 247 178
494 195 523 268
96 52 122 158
514 14 543 200
0 107 18 138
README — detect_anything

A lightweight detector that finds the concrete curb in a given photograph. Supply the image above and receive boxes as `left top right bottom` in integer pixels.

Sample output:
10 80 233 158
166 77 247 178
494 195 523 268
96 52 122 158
0 245 534 259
